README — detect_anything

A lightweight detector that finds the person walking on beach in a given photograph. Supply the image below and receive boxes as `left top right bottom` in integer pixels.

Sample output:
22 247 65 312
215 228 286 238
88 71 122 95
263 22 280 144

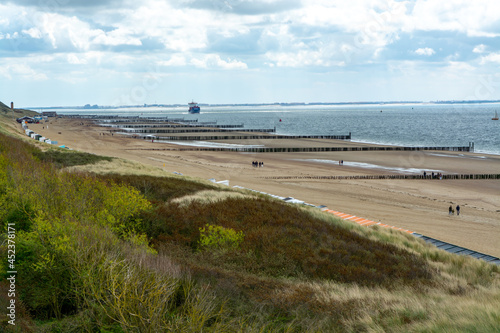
449 205 453 215
456 204 460 216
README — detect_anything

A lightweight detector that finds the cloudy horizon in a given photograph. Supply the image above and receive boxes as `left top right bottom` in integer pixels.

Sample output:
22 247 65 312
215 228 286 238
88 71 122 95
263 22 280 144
1 0 500 107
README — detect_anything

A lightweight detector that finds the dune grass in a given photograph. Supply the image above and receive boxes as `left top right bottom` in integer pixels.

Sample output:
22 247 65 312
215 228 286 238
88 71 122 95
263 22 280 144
96 173 218 202
0 123 499 332
32 149 113 168
141 197 434 287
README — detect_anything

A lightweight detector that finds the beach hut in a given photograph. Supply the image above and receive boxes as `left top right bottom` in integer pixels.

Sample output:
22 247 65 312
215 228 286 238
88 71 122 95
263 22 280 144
50 141 58 145
39 137 46 142
16 116 35 123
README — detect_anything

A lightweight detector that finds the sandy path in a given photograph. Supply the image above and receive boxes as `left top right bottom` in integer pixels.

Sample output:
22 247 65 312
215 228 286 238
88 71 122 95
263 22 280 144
24 118 500 257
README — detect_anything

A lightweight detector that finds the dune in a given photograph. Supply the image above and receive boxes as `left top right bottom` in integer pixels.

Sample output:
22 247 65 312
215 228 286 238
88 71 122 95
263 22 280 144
18 116 500 257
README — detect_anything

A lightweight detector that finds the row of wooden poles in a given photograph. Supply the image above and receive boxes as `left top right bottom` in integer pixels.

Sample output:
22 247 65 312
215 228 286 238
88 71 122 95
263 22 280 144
116 122 217 128
263 174 500 180
144 134 353 140
129 124 247 132
100 118 198 123
135 146 472 153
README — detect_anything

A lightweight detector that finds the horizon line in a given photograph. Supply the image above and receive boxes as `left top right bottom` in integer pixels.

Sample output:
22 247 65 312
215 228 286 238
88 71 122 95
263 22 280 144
19 99 500 110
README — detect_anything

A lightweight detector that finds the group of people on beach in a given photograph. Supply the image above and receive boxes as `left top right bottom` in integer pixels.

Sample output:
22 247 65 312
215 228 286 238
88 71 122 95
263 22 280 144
449 204 461 216
252 161 264 168
423 171 443 179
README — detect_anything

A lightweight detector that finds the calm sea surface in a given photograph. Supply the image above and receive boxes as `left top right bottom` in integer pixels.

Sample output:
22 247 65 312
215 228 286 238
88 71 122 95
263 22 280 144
52 103 500 155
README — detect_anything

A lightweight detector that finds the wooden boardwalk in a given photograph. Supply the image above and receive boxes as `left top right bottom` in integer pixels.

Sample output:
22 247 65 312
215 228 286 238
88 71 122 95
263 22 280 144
322 208 415 233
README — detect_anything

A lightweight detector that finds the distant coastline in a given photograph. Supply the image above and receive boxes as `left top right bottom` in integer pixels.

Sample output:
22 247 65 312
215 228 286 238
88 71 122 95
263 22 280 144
24 99 500 110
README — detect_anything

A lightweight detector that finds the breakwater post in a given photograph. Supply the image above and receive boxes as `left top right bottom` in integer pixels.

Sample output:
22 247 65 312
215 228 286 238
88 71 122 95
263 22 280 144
262 174 500 181
132 145 473 153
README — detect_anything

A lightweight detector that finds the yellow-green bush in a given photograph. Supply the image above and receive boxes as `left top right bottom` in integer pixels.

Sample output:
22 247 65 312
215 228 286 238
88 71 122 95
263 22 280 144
198 224 244 252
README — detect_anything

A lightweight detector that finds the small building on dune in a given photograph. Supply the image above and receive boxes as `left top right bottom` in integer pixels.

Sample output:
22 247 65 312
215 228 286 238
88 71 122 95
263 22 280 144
16 116 35 123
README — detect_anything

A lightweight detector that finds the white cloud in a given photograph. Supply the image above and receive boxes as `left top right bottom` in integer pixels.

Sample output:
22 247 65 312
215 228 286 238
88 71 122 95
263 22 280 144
92 29 142 46
66 52 104 65
190 54 247 69
415 47 435 56
473 44 486 54
0 62 48 81
158 55 188 67
446 61 475 72
22 27 42 39
404 0 500 37
118 1 210 52
480 52 500 64
39 13 101 50
265 48 344 68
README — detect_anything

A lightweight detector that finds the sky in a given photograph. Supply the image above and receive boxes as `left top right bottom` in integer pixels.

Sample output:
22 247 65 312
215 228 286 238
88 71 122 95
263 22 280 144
1 0 500 107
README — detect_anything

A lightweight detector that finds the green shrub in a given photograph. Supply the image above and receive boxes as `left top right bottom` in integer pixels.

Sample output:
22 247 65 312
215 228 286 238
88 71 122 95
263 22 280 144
198 224 244 252
1 203 35 232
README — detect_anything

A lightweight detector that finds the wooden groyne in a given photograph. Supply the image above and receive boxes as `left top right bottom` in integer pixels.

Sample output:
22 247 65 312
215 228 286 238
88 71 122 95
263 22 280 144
147 134 352 141
117 122 218 128
129 128 277 134
125 124 246 133
263 174 500 181
65 115 120 119
96 118 198 123
128 145 473 153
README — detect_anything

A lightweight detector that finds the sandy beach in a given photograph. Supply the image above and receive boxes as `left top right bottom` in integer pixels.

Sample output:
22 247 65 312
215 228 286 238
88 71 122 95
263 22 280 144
24 117 500 257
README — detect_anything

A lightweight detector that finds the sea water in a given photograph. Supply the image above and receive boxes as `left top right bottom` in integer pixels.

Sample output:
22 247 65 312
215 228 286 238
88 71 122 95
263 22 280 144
51 103 500 155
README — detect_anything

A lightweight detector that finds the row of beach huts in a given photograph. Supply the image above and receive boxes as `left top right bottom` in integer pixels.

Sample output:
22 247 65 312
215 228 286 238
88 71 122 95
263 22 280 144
21 120 65 148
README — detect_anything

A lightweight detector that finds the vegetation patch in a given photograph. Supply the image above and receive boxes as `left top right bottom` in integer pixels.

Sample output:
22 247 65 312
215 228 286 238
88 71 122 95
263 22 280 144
32 149 113 168
199 224 244 252
96 173 217 202
143 198 434 288
171 189 253 207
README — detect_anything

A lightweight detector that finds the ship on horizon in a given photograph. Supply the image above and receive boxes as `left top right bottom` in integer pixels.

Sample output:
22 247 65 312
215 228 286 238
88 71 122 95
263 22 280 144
188 101 200 114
